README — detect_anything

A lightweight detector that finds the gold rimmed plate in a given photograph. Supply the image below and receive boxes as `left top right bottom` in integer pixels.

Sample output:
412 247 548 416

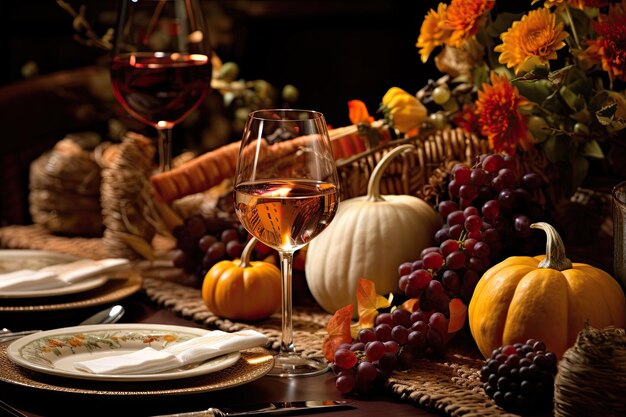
7 324 242 382
0 341 274 395
0 269 142 313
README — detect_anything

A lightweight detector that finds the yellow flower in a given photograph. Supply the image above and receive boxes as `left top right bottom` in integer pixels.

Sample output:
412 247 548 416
445 0 495 48
476 73 533 154
416 3 449 63
381 87 427 133
494 8 569 75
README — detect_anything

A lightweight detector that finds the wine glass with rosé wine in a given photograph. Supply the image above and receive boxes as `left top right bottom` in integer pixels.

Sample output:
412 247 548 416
111 0 212 172
234 109 340 377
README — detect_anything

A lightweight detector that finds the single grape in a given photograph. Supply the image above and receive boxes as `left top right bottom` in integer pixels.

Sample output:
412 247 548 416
482 154 504 173
358 328 377 344
522 173 542 190
440 239 460 257
221 228 240 244
374 323 393 342
446 250 466 270
206 241 226 262
482 200 500 219
336 373 356 394
447 210 466 226
198 235 218 253
398 262 413 277
391 325 409 345
464 214 482 232
365 340 386 361
514 215 532 237
391 308 411 327
357 361 378 383
422 252 444 270
226 240 244 258
438 200 459 220
471 168 488 185
377 312 396 327
334 348 358 369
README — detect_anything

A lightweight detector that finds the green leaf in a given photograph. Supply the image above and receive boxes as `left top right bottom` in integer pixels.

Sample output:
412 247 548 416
559 86 585 112
543 91 566 113
543 134 578 163
472 65 490 89
513 79 553 103
581 139 604 159
487 12 524 38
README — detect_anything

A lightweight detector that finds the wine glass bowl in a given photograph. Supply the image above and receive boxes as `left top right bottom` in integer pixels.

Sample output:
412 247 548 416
234 109 339 376
111 0 212 172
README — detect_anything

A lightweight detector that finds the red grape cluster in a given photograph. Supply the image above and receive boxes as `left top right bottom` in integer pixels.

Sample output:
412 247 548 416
332 308 449 394
480 339 558 413
171 214 272 287
398 153 548 308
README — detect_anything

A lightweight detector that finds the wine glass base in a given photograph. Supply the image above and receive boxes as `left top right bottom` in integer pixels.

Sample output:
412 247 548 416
268 352 330 377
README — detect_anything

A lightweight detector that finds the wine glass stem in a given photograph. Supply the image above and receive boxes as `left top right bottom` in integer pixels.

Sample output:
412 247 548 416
278 250 296 354
157 127 173 172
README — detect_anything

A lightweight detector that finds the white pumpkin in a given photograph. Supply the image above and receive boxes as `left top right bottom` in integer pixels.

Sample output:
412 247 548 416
305 145 442 317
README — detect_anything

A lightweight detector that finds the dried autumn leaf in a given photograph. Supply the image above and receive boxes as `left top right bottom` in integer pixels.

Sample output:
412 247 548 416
448 298 467 334
348 100 373 125
357 278 391 330
400 297 419 313
322 304 354 362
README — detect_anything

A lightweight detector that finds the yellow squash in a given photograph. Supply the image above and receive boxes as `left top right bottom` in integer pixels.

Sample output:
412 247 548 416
469 222 626 359
202 237 281 321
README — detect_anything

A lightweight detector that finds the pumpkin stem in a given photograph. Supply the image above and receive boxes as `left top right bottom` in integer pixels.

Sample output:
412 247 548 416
239 237 257 268
531 222 572 271
366 144 415 202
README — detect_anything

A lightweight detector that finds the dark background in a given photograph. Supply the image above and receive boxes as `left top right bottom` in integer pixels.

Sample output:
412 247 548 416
1 0 439 127
0 0 443 226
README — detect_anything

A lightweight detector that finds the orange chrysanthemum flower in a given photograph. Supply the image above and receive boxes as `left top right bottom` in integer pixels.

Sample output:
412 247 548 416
445 0 495 48
416 3 449 63
494 8 569 75
476 73 533 155
582 1 626 81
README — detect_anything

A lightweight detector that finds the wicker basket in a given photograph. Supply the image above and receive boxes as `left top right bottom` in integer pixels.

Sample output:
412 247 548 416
554 325 626 417
334 126 488 202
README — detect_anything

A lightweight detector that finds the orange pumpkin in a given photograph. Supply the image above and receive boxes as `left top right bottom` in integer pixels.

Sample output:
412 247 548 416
202 237 281 321
469 222 626 359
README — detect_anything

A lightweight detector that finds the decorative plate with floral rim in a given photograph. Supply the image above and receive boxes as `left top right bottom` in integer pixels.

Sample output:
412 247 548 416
6 324 241 382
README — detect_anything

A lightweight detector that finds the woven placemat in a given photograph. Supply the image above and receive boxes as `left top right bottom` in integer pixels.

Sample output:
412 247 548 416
141 275 529 416
0 226 530 416
0 224 110 259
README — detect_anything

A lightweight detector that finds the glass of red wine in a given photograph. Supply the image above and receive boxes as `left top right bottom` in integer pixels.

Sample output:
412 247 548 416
111 0 212 172
234 109 340 377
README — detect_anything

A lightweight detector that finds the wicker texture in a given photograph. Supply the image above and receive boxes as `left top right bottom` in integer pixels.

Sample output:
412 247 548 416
554 325 626 417
140 275 532 416
336 127 489 201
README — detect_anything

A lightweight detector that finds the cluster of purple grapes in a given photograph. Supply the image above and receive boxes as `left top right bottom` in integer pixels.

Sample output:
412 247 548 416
332 308 449 394
481 339 557 413
171 214 272 287
398 153 547 307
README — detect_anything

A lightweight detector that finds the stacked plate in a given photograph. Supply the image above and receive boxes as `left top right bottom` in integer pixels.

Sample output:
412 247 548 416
0 251 274 395
0 250 142 312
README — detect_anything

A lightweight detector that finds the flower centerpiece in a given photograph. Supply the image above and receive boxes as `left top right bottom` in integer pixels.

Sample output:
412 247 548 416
375 0 626 196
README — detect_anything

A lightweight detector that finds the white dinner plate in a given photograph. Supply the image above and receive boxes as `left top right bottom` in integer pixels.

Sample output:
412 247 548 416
0 250 109 298
6 324 241 382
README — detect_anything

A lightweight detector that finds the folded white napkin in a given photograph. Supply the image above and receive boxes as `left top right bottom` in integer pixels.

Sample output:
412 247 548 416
0 258 130 292
73 329 268 375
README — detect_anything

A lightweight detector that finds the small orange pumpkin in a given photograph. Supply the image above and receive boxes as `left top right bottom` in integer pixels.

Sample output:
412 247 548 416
469 222 626 359
202 237 281 321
